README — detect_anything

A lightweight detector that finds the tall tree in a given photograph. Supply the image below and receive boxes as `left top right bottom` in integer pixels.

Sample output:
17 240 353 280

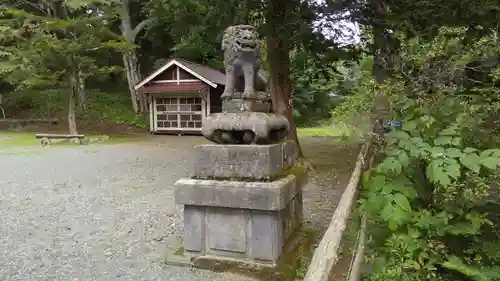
119 0 151 113
264 0 341 156
264 0 303 155
0 2 126 134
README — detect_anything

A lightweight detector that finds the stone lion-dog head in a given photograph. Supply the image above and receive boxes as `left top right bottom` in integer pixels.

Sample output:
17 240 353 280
222 25 260 55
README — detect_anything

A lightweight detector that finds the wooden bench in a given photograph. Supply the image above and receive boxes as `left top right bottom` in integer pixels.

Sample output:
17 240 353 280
35 134 85 146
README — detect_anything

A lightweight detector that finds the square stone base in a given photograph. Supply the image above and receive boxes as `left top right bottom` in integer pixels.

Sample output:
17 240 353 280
172 141 306 268
180 192 302 265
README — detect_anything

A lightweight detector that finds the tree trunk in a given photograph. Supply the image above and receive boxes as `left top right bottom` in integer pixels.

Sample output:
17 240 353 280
77 69 87 110
371 1 392 133
265 0 304 157
120 0 151 113
68 81 78 135
0 93 5 119
122 51 141 113
371 1 393 84
68 63 80 134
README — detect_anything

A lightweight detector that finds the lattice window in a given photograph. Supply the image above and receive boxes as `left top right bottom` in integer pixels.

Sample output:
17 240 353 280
155 97 203 129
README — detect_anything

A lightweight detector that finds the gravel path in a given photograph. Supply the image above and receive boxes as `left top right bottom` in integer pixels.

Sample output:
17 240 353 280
0 135 359 281
0 136 257 281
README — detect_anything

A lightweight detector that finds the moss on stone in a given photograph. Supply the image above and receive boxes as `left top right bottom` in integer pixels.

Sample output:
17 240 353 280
283 165 308 178
173 246 185 256
191 224 319 281
191 165 307 183
268 164 308 182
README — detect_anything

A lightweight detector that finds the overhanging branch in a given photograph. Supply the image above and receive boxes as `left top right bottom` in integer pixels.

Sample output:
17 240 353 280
130 18 152 42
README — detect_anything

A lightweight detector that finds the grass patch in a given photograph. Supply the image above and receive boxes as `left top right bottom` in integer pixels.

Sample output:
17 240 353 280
297 124 351 138
0 131 35 147
0 131 147 148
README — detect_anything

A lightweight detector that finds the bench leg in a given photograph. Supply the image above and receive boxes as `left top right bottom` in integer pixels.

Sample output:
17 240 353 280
40 137 51 147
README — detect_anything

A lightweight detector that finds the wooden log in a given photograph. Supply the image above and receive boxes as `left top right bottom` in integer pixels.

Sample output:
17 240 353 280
347 153 375 281
303 142 370 281
347 215 367 281
35 134 85 139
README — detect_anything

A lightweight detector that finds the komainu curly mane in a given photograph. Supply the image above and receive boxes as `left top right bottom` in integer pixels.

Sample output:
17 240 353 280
221 25 260 66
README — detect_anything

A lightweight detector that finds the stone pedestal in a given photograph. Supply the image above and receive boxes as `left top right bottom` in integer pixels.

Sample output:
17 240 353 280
172 141 306 267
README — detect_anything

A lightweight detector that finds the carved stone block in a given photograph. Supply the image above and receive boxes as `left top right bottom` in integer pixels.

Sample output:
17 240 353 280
193 142 294 180
222 98 271 113
201 112 289 145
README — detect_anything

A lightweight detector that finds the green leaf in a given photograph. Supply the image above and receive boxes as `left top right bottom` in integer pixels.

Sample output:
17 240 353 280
460 153 481 173
365 175 386 191
434 136 453 146
411 137 424 146
427 159 451 187
388 219 398 231
421 115 436 128
380 203 394 221
446 148 463 158
403 259 421 270
464 147 478 153
402 120 417 132
442 255 500 281
440 125 460 136
396 150 410 167
391 130 411 140
479 149 497 158
451 137 462 146
393 193 411 211
444 158 461 179
398 139 414 151
430 146 445 157
480 157 500 170
408 227 420 239
377 157 402 174
400 185 418 199
380 200 411 230
381 183 396 195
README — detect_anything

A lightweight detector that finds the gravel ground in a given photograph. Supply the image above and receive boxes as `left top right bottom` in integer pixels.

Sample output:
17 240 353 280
0 136 257 281
0 135 359 281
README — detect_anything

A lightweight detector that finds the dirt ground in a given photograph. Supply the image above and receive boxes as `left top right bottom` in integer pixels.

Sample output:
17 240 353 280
0 133 360 281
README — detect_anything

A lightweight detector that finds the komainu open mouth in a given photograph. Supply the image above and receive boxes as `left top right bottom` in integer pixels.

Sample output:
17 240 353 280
237 40 256 50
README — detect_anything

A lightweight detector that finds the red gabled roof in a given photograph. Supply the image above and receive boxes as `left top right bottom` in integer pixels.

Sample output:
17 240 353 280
134 58 226 90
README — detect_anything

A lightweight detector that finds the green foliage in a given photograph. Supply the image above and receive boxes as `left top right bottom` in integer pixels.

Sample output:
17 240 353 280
3 88 147 129
0 7 125 89
360 27 500 281
84 92 148 128
290 54 341 126
291 54 373 126
330 57 375 114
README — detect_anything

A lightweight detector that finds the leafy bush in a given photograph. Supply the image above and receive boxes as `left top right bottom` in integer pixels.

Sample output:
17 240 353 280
330 56 377 135
360 27 500 281
84 91 148 128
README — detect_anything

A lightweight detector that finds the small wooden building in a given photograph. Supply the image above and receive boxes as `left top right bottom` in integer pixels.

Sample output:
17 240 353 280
135 58 225 134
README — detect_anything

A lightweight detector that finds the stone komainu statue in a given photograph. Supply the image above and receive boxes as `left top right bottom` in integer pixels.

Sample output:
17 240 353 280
220 25 269 101
201 24 288 145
